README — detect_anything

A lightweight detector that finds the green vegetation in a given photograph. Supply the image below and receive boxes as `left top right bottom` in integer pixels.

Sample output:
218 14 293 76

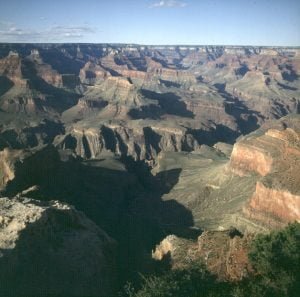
123 262 230 297
245 222 300 297
0 168 3 183
122 222 300 297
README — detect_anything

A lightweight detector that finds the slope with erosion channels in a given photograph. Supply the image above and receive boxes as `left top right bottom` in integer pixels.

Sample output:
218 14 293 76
0 44 299 295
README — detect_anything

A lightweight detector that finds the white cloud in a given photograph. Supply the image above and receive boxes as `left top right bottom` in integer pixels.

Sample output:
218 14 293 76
48 25 96 38
0 22 98 42
150 0 187 8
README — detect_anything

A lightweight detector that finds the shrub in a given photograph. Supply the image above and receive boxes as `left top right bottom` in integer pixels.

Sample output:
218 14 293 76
123 262 230 297
122 223 300 297
248 222 300 296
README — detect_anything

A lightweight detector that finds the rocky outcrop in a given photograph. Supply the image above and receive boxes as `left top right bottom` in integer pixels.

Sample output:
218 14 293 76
0 52 28 88
100 54 129 73
0 149 25 190
91 76 143 112
29 49 64 87
0 52 22 81
229 117 300 227
197 230 254 280
149 68 197 85
56 122 199 160
152 235 178 261
245 181 300 226
229 142 273 176
79 61 110 85
119 69 148 81
37 66 63 87
230 125 300 177
0 95 38 113
152 230 254 281
0 120 64 150
0 196 116 297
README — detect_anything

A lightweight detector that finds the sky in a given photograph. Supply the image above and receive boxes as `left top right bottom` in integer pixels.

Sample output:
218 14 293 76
0 0 299 45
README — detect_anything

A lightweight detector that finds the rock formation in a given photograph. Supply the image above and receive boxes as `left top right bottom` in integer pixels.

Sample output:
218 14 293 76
152 115 300 231
152 230 254 281
0 43 299 295
56 122 199 161
79 61 110 85
0 197 116 297
229 115 300 226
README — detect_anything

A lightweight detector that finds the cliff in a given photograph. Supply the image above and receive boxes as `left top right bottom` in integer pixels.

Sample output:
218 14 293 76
0 52 23 83
245 181 300 226
79 61 110 85
29 49 63 88
0 149 23 190
151 115 300 232
230 116 300 227
56 121 199 161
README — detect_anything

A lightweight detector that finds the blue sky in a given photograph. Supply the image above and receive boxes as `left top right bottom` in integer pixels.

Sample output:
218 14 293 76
0 0 299 45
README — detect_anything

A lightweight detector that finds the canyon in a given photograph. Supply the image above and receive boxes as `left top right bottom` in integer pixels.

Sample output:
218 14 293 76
0 43 299 296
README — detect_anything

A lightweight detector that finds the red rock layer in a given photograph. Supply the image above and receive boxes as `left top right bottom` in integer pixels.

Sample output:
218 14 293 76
245 182 300 225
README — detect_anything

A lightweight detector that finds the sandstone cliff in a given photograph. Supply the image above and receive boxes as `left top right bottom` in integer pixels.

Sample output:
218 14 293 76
229 116 300 227
56 121 199 161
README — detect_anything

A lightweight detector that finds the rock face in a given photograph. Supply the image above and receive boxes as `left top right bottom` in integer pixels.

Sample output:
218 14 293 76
56 122 199 161
29 49 64 88
245 182 300 225
0 197 116 297
0 149 25 190
230 125 300 177
229 116 300 226
152 231 254 281
0 51 23 84
197 230 254 280
79 61 110 85
230 142 273 176
0 119 64 155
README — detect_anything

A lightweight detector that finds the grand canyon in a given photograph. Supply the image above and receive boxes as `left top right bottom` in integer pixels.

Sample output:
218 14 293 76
0 43 299 296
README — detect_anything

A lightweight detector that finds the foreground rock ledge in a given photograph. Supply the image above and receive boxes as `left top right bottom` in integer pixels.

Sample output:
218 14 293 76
0 197 116 297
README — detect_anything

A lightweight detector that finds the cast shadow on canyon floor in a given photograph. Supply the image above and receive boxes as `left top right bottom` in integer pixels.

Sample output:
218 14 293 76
21 59 80 112
3 145 199 290
214 83 262 135
140 89 195 119
128 89 195 120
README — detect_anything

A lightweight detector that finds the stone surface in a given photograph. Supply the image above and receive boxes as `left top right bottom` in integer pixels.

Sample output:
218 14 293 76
152 230 254 281
245 181 300 225
0 196 116 297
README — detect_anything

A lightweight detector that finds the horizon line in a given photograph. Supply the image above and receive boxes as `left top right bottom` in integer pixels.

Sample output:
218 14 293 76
0 42 299 48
